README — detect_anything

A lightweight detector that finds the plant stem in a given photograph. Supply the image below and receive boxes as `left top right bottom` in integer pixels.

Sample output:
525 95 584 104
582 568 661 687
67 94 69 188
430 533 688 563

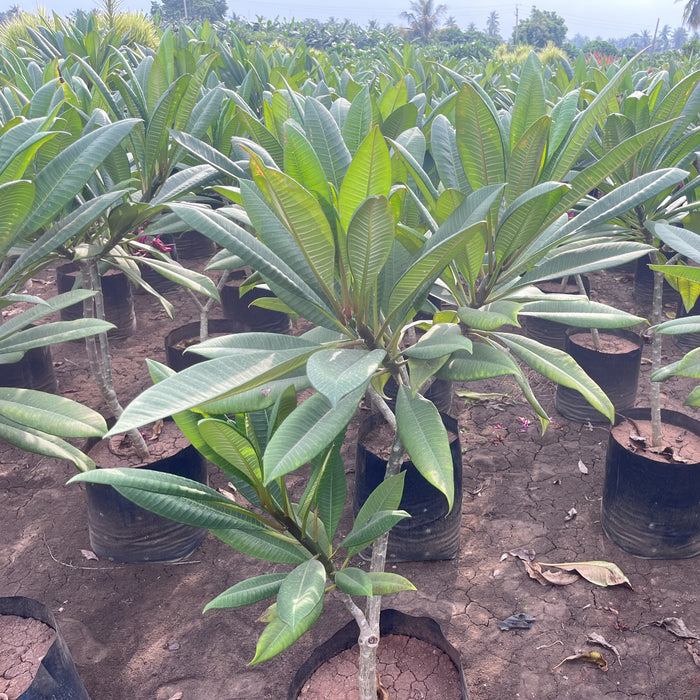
79 258 150 461
574 274 600 350
648 249 664 447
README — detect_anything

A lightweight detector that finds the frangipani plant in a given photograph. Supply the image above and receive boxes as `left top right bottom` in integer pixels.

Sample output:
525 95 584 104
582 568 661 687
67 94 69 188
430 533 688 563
68 115 637 699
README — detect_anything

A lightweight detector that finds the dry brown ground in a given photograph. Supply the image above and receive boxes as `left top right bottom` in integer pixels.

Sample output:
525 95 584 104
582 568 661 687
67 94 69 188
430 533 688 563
2 264 699 700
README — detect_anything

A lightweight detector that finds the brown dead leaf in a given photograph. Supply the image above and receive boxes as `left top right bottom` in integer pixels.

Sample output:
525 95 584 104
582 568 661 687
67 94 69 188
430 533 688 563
586 632 622 666
537 561 632 588
149 419 164 440
524 561 580 586
509 547 535 561
577 459 588 474
684 641 700 667
80 549 99 561
166 693 183 700
648 445 689 463
654 617 700 640
553 651 608 672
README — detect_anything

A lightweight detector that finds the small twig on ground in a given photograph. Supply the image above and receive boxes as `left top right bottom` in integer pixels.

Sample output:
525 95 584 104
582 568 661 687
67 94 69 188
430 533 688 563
536 640 564 649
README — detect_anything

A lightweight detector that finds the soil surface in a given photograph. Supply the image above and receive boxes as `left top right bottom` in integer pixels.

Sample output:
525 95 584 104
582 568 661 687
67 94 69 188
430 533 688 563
0 615 55 699
2 263 700 700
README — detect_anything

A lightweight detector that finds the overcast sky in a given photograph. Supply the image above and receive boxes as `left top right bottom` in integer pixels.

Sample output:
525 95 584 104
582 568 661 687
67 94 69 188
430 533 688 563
9 0 689 41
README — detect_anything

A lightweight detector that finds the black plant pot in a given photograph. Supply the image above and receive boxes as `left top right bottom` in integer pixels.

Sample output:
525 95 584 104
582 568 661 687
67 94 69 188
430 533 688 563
381 375 453 415
354 413 462 562
288 608 469 699
56 263 136 339
524 276 590 351
0 596 90 699
601 408 700 559
221 270 291 334
555 328 643 424
85 444 208 563
164 319 234 372
170 230 216 260
0 346 58 393
633 254 681 312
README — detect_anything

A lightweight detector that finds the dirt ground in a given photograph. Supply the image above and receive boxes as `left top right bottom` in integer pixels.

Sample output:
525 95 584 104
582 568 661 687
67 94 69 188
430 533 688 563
1 263 700 700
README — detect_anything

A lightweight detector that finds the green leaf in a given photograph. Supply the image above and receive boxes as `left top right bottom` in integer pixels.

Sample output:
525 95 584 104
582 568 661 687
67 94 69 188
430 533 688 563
504 115 550 206
277 559 326 630
437 342 520 381
457 302 523 331
263 388 364 483
316 438 346 542
0 319 114 358
304 97 351 189
403 323 473 359
497 332 614 422
339 126 392 231
283 123 331 204
211 527 310 564
518 299 645 328
335 567 373 596
0 180 34 261
367 572 416 595
250 156 336 294
341 509 410 552
346 196 395 311
196 418 261 482
342 86 374 155
204 573 288 612
509 52 546 151
431 114 470 193
396 385 453 510
249 599 323 665
0 388 106 437
455 81 506 189
20 119 139 235
655 315 700 335
307 348 385 407
0 415 95 471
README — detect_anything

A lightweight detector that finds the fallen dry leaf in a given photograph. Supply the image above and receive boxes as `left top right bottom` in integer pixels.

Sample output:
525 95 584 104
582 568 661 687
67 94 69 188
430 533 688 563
564 507 577 522
684 641 700 667
509 547 535 561
577 459 588 474
149 419 164 440
537 560 632 588
586 632 622 666
524 561 579 586
80 549 99 561
553 651 608 672
654 617 700 640
166 694 183 700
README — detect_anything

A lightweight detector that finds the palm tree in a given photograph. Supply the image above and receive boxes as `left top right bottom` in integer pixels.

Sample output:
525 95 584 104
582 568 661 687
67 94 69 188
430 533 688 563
674 25 688 47
659 24 671 49
399 0 447 39
486 10 500 38
681 0 700 29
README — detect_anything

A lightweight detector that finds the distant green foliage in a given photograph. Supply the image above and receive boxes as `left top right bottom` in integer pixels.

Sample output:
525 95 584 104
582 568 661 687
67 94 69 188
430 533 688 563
514 7 567 48
151 0 227 25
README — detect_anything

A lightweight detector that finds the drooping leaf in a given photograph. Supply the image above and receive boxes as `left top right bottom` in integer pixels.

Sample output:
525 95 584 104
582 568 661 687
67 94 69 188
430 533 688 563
204 573 288 611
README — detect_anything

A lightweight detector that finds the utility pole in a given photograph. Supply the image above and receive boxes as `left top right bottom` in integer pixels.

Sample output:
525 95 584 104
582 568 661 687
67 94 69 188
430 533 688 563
650 18 659 54
515 5 519 44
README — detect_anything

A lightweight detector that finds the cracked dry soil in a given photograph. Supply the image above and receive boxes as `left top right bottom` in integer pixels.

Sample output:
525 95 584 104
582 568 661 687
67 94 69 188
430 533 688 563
1 264 700 700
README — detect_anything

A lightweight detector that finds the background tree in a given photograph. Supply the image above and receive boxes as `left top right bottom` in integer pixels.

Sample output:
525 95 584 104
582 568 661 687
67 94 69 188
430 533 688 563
680 0 700 29
485 11 500 38
151 0 226 24
674 26 688 47
513 7 567 48
399 0 447 40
